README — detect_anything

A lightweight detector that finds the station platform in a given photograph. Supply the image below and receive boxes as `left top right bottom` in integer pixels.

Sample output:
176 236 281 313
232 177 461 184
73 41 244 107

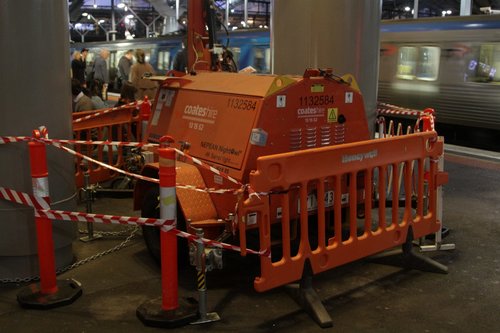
0 148 499 332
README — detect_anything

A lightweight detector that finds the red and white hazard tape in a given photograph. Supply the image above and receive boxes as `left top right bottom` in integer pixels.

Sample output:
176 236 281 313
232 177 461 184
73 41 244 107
174 148 259 198
174 229 270 257
43 138 241 194
38 137 159 148
41 138 161 185
0 186 50 210
36 208 268 256
175 183 240 195
173 149 242 187
1 135 257 197
414 110 436 133
0 136 32 144
35 208 172 227
0 186 268 257
377 102 422 117
72 101 143 124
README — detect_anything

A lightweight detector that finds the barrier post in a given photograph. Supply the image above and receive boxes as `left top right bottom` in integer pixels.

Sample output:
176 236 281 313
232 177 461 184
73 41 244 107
137 136 198 328
139 96 151 141
190 227 220 325
17 128 82 309
419 108 435 132
79 167 102 242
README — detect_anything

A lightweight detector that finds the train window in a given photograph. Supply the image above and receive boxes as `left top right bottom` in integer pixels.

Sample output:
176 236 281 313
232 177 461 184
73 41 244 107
109 51 116 68
144 49 152 63
157 50 171 70
86 52 95 66
229 47 241 69
396 47 417 79
396 46 440 81
253 47 271 74
416 47 440 81
466 44 500 83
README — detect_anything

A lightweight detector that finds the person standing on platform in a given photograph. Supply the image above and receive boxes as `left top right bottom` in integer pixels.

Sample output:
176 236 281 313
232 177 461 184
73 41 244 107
117 49 133 90
71 79 94 112
173 38 188 73
93 48 110 100
130 49 158 101
89 79 106 109
71 50 86 86
81 47 89 81
115 82 137 107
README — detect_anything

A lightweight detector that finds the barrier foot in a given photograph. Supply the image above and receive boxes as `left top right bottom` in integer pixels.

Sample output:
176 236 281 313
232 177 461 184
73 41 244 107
369 228 448 274
286 263 333 328
136 297 199 328
402 230 448 274
17 278 82 309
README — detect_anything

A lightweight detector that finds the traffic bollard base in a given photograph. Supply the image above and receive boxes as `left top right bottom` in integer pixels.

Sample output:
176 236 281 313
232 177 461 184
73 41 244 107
137 297 199 328
17 278 83 310
79 233 103 242
190 311 221 325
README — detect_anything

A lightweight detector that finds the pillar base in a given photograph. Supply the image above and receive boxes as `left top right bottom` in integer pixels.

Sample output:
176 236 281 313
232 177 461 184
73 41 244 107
17 278 82 309
137 297 199 328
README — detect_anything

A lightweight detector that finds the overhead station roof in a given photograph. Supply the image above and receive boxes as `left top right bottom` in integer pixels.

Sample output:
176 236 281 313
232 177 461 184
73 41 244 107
69 0 500 42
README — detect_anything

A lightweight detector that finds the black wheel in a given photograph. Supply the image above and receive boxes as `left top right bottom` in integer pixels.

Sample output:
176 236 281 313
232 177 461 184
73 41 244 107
140 186 188 265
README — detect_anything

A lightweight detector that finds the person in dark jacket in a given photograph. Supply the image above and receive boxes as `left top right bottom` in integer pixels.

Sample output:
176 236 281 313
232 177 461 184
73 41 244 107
71 50 86 86
115 82 137 107
93 48 110 99
117 49 134 89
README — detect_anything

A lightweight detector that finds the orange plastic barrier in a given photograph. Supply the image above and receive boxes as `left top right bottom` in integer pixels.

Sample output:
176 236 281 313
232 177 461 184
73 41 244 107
238 131 448 292
73 105 141 187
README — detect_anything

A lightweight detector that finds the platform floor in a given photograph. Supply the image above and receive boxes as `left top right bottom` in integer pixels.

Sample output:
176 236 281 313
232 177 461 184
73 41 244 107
1 151 499 332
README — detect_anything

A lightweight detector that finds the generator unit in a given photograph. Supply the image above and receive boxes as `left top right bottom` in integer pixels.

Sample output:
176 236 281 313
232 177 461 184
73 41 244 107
134 68 371 259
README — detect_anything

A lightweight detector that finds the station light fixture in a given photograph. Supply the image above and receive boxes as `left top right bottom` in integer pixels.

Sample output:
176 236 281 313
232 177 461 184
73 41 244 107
442 9 452 16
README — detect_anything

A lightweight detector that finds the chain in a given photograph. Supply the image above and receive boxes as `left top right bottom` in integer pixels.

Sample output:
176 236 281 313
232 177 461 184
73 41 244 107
77 227 137 237
0 226 140 284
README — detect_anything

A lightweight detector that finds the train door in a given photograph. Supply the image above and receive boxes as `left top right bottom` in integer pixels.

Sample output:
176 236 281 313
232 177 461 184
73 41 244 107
109 50 119 92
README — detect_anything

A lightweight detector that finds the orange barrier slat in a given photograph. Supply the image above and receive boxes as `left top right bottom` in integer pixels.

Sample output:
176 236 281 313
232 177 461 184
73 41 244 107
72 106 141 187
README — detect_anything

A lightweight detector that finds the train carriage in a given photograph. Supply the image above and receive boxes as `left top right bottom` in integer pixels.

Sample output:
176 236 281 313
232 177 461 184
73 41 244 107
379 15 500 148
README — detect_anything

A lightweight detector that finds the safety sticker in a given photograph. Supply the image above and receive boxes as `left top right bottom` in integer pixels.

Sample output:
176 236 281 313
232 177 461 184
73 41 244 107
327 108 338 123
165 89 176 107
214 174 223 185
246 212 257 226
276 207 282 219
345 92 354 104
250 128 268 146
276 95 286 108
311 84 324 93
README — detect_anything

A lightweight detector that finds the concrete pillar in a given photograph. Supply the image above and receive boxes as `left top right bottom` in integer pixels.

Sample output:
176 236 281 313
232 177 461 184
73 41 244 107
272 0 381 137
0 1 77 279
